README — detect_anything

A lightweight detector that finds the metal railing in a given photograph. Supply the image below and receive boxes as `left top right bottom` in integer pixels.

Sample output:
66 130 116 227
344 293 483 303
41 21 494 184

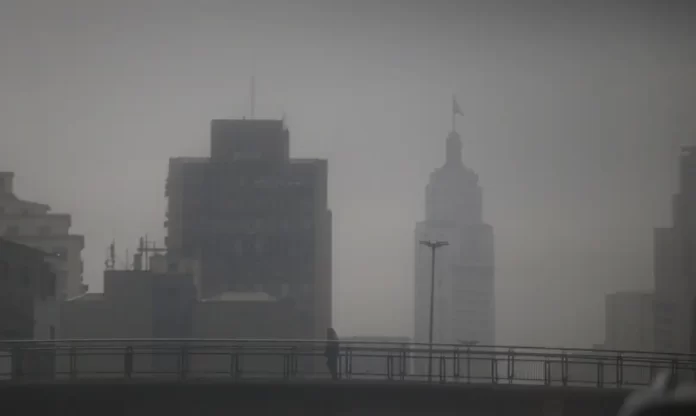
1 339 695 388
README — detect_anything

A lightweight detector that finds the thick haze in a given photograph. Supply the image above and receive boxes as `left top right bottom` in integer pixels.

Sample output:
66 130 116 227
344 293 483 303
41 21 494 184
1 0 694 347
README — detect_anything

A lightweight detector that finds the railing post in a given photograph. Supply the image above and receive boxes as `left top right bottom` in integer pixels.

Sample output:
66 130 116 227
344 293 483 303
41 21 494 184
439 355 446 384
400 346 407 381
561 351 568 387
124 346 133 379
544 356 551 386
466 348 471 383
179 345 188 380
345 347 352 380
491 355 498 384
507 348 515 384
11 346 23 382
671 358 678 383
69 346 77 381
649 361 656 384
453 348 460 381
597 360 604 388
616 354 624 388
292 348 298 377
229 352 240 380
387 353 394 381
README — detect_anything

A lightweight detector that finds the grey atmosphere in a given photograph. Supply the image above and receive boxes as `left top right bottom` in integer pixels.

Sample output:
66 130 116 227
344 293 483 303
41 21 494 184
1 0 694 347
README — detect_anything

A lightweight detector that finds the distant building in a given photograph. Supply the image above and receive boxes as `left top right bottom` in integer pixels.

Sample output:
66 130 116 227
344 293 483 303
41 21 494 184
0 238 58 380
0 238 58 340
604 292 654 352
60 267 313 377
654 147 696 353
60 269 197 374
164 119 332 339
342 336 413 379
414 128 495 347
0 172 86 301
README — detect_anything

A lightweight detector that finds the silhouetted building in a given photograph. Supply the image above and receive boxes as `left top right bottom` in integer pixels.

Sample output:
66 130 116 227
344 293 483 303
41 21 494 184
165 119 332 339
0 172 86 301
59 268 312 377
604 292 654 351
654 146 696 353
60 269 198 375
414 129 495 347
0 239 58 340
0 238 58 380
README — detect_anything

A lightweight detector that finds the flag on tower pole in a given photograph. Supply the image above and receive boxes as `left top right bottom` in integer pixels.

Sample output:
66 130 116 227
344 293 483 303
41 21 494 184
452 95 463 132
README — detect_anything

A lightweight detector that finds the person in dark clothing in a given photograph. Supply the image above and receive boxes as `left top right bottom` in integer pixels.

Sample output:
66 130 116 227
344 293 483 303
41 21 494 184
324 328 339 380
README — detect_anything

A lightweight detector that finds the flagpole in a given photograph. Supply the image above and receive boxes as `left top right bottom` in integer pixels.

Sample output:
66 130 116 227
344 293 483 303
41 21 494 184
452 95 456 133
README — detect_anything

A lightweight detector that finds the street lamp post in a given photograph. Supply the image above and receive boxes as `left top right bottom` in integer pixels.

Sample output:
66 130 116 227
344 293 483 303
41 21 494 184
419 239 449 382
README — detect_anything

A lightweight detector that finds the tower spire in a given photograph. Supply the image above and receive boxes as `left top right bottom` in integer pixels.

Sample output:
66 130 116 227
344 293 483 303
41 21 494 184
452 95 463 133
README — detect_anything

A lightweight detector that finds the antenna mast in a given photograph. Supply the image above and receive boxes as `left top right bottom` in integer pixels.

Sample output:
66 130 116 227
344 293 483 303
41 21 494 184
250 75 256 119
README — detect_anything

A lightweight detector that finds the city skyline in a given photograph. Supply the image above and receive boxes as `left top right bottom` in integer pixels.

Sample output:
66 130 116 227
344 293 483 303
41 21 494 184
1 1 692 349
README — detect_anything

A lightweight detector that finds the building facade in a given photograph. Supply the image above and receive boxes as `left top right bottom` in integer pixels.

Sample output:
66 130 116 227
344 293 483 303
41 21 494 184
164 119 332 339
414 130 495 350
654 146 696 353
0 172 86 301
0 238 58 340
604 292 654 352
0 239 58 380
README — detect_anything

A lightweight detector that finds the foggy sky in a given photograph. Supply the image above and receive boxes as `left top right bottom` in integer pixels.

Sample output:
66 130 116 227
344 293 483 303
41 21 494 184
1 0 694 347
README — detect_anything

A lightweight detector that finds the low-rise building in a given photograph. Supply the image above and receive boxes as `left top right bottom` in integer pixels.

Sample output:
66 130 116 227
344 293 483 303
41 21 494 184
60 268 314 378
0 238 58 380
0 172 86 301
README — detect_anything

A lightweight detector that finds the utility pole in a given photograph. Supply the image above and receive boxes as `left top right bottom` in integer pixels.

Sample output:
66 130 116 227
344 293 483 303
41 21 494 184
419 239 449 382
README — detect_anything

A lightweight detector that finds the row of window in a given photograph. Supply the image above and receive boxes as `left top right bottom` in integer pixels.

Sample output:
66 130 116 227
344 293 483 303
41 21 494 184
0 206 33 216
188 218 316 234
0 261 56 299
2 225 59 237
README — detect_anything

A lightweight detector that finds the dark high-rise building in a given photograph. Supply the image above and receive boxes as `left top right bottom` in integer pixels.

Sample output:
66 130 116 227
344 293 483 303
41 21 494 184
654 146 696 353
165 119 332 339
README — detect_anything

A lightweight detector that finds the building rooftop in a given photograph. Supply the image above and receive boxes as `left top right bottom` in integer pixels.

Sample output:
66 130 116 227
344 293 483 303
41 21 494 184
67 292 104 302
0 238 47 257
344 336 412 343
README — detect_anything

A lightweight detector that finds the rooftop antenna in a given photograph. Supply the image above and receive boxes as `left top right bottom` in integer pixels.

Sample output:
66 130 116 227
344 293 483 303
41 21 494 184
105 240 116 270
250 75 256 119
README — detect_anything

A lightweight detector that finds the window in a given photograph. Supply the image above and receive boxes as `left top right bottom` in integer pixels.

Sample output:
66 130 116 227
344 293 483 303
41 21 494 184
5 225 19 236
38 225 52 236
